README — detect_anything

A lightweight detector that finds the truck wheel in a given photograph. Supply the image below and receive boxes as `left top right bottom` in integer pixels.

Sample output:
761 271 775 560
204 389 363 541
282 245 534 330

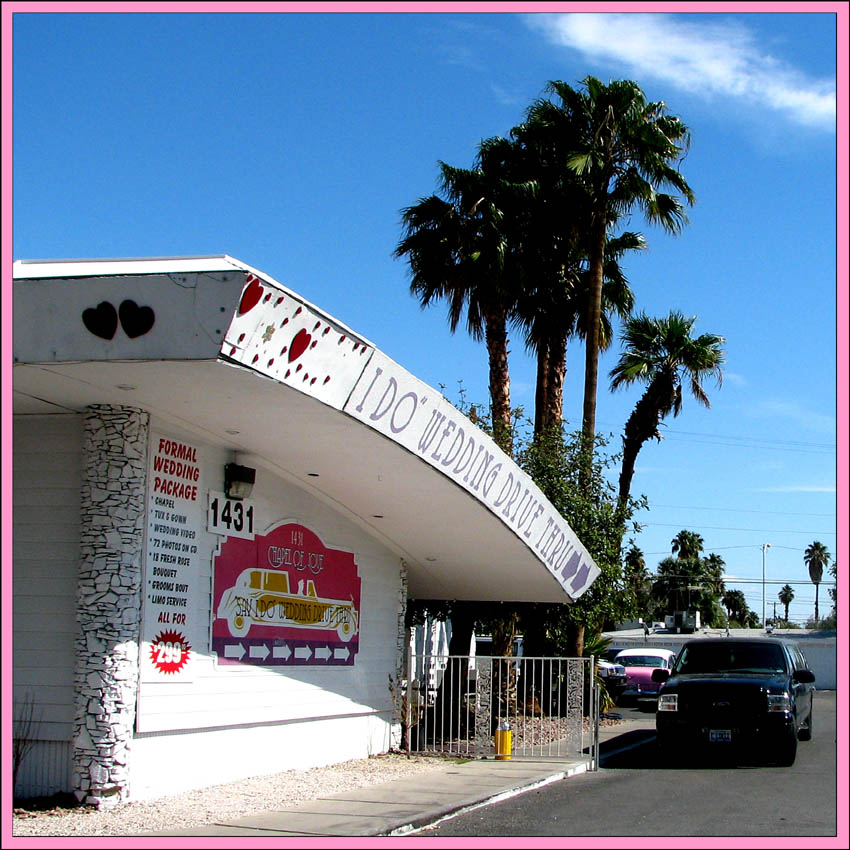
656 732 680 766
775 733 797 766
798 707 813 741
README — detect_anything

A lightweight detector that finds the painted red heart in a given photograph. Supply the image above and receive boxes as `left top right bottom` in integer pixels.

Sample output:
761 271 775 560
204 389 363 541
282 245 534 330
288 328 311 362
238 277 263 315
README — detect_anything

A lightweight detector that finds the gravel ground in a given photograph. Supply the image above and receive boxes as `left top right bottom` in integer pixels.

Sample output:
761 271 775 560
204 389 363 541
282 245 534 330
13 717 621 837
11 752 454 838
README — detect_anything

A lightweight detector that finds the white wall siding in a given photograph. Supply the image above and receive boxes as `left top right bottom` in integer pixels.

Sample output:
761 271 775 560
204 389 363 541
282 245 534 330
13 741 73 800
129 421 406 799
130 713 392 801
13 414 82 797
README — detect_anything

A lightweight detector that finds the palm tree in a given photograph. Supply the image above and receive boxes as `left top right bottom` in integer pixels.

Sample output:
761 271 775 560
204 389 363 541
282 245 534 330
722 589 748 625
610 312 725 512
518 230 641 436
522 78 695 469
509 109 643 438
778 584 795 624
623 539 652 615
653 555 703 615
395 139 532 454
804 541 831 623
624 539 648 589
671 529 705 560
702 553 726 596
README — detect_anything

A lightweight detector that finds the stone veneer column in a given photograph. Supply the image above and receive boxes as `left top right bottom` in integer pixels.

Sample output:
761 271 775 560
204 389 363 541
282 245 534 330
390 560 409 750
73 405 149 807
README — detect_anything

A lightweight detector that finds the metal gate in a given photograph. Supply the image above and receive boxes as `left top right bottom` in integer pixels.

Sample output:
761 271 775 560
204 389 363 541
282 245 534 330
403 652 600 770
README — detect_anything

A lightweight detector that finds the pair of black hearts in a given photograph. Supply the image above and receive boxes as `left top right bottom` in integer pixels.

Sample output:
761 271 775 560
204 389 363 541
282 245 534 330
82 300 155 340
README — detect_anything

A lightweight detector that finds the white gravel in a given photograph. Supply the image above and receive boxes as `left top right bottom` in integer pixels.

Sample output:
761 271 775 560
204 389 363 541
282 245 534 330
11 752 454 838
14 716 619 837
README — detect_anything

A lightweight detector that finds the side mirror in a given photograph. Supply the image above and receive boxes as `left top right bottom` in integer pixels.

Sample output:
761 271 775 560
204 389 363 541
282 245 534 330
792 669 815 684
651 668 670 683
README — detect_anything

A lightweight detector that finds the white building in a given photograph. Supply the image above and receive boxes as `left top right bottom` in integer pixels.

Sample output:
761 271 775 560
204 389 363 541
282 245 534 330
10 256 599 805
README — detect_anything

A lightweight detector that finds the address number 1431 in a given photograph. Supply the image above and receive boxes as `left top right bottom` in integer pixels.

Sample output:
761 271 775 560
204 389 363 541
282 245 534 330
207 491 256 539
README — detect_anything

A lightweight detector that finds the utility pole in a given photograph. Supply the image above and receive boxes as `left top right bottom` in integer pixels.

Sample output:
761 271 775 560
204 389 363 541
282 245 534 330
762 543 771 629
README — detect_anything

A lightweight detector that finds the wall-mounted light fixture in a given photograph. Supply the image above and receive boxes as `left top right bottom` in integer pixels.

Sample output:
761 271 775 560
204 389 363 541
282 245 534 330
224 462 256 500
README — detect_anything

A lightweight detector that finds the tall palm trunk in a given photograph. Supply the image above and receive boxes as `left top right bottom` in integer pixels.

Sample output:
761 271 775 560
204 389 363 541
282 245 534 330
814 583 819 623
484 305 513 455
534 332 568 437
491 612 519 720
437 603 476 736
534 345 550 436
568 621 585 660
617 382 666 513
484 303 512 455
580 210 608 480
543 330 567 435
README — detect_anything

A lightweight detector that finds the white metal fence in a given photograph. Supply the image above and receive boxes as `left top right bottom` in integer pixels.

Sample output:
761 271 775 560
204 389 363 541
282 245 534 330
404 652 599 769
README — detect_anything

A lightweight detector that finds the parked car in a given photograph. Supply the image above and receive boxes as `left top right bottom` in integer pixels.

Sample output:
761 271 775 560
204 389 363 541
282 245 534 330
653 637 815 766
596 658 628 699
613 647 678 707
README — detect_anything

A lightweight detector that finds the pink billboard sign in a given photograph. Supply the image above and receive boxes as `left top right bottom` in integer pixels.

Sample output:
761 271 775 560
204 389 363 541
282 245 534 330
212 522 361 667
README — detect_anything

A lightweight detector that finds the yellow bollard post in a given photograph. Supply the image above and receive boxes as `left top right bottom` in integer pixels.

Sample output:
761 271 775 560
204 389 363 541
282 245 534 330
494 721 512 760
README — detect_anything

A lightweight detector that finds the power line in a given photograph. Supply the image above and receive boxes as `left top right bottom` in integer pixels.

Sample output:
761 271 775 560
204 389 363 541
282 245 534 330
648 502 834 518
641 522 836 536
646 575 835 587
595 421 835 454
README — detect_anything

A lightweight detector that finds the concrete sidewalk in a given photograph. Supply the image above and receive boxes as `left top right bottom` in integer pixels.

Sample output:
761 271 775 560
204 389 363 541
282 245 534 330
146 717 652 838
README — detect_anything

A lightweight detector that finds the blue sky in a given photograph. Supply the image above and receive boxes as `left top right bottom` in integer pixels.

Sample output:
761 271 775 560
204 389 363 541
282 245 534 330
10 6 844 627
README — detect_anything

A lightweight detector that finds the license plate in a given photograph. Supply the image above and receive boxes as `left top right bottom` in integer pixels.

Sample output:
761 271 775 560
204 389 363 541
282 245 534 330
709 729 732 743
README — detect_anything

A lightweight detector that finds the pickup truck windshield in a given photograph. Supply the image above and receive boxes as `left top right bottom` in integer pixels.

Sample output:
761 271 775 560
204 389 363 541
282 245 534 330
674 643 787 675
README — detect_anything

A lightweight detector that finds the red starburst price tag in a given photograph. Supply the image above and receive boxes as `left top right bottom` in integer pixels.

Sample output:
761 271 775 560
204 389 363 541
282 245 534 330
150 630 192 675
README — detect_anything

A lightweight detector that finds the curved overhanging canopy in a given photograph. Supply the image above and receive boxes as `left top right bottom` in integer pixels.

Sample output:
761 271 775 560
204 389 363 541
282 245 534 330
12 255 599 603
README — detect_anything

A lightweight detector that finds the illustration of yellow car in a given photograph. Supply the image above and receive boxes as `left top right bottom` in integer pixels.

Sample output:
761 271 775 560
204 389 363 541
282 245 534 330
217 568 359 641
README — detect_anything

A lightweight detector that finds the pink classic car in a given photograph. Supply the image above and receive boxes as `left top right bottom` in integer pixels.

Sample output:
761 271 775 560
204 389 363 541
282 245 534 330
613 647 678 707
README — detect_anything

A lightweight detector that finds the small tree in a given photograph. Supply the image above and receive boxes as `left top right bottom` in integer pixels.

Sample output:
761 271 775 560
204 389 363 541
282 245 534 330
518 428 646 658
744 610 761 629
13 692 41 796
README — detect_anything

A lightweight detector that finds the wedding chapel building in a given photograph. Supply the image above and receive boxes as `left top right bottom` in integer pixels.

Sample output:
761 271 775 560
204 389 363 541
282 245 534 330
11 255 599 804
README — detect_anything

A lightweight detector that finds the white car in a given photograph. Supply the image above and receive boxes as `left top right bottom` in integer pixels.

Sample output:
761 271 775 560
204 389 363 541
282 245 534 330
596 658 627 698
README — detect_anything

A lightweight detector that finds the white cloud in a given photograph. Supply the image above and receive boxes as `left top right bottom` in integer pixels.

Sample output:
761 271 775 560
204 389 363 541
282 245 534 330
755 484 836 493
724 372 748 387
525 13 835 131
490 83 524 106
755 399 836 436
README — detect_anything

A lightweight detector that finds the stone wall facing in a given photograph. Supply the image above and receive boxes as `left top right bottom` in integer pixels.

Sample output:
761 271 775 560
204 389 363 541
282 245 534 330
389 560 409 750
73 405 149 806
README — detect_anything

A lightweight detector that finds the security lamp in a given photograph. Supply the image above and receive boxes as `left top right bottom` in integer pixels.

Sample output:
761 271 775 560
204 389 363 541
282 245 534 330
224 463 256 500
